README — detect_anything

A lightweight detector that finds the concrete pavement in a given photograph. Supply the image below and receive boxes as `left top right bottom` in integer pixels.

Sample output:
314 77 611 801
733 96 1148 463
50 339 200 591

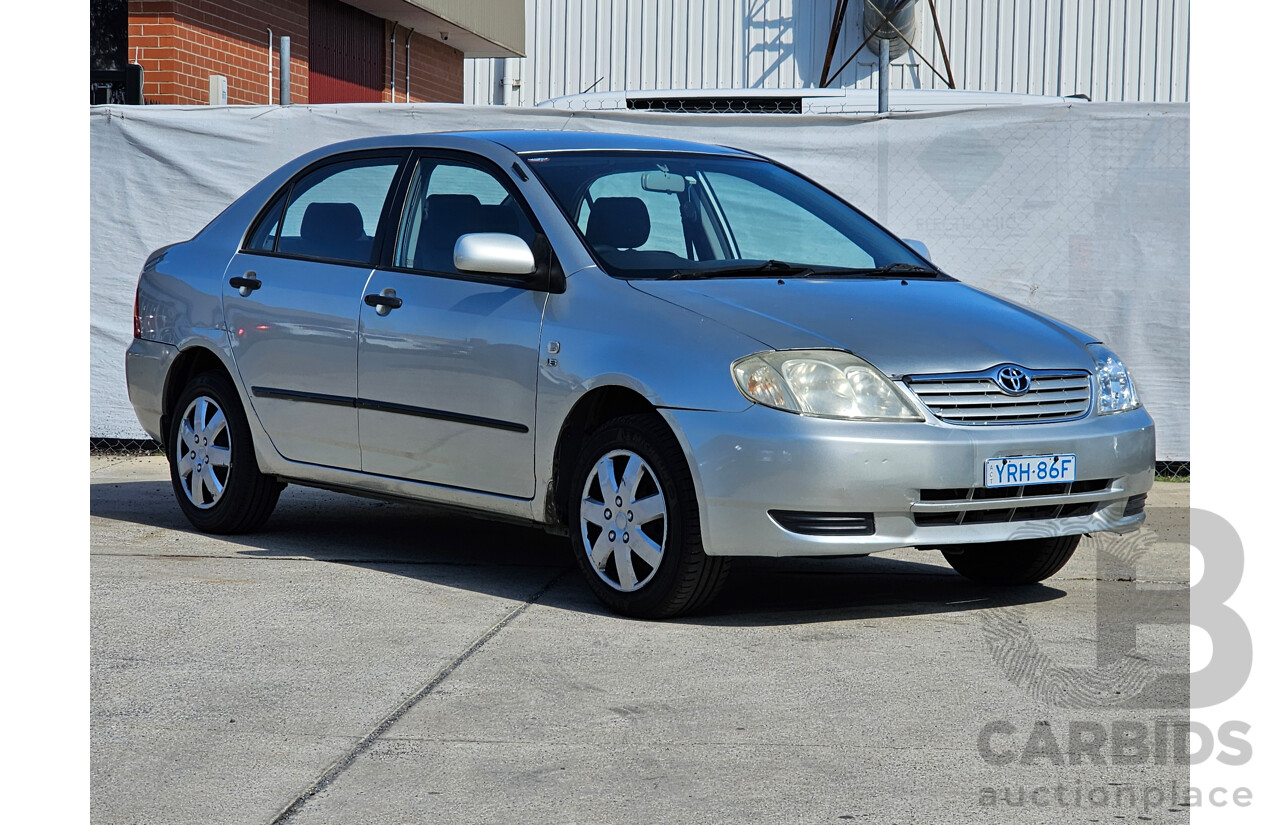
91 456 1190 824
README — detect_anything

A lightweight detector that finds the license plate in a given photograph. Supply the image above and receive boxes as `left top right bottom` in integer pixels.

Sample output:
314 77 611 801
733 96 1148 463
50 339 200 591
985 454 1076 488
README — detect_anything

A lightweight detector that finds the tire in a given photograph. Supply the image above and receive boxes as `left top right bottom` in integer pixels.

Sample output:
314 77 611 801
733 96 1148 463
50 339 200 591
569 414 730 619
167 371 281 534
940 534 1081 585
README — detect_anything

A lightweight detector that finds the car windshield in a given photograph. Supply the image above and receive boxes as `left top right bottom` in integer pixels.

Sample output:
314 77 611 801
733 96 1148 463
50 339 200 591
524 151 938 280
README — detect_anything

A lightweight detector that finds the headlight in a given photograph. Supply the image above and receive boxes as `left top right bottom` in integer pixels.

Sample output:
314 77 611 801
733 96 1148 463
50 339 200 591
731 350 921 420
1088 343 1140 414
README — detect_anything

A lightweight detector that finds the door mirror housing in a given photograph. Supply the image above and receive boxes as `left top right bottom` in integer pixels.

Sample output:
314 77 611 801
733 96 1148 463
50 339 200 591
454 233 537 277
902 238 932 262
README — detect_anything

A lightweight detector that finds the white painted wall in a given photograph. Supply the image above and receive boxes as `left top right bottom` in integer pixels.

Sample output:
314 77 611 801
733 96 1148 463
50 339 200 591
465 0 1189 106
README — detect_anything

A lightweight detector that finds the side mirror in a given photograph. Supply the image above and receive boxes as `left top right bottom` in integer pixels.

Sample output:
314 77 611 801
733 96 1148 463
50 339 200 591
454 233 536 276
902 238 932 262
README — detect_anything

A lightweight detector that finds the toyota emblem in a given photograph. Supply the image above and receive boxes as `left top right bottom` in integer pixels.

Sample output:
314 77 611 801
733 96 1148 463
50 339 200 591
994 365 1031 396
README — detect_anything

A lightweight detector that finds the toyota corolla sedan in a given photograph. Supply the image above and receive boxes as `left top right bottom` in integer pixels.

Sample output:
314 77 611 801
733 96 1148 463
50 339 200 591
126 130 1154 618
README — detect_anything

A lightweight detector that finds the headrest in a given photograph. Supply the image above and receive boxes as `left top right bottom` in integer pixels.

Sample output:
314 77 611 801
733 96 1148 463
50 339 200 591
586 197 650 249
425 194 482 224
301 202 364 240
422 195 519 237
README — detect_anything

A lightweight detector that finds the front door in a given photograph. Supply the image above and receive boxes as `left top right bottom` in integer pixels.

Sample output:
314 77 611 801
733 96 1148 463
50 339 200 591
357 154 547 498
224 152 404 470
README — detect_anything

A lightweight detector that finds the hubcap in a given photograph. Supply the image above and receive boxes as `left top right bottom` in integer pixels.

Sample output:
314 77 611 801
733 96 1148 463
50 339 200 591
177 395 231 509
579 449 667 592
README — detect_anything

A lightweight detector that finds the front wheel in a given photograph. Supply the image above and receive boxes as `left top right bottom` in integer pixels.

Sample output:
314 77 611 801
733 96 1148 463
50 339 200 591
940 534 1081 585
569 415 730 619
167 371 281 534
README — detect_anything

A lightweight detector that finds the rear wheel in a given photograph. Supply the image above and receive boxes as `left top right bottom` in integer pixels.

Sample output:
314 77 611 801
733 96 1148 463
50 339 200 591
168 371 281 534
569 414 730 619
940 534 1081 585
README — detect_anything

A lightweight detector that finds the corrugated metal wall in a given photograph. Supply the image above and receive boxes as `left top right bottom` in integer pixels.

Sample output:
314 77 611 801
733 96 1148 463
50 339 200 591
465 0 1188 105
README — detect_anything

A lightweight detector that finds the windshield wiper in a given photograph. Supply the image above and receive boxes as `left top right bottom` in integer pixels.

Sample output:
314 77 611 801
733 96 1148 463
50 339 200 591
667 260 814 280
825 262 939 277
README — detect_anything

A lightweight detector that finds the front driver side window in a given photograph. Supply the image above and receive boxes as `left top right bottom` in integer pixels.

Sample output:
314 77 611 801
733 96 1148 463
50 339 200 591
395 159 536 275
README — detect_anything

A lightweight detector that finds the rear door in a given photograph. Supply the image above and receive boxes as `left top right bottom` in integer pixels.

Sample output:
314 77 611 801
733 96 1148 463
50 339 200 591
356 152 548 497
224 151 406 470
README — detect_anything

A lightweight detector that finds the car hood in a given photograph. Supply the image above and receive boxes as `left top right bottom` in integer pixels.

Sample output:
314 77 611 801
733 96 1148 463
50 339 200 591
629 278 1098 376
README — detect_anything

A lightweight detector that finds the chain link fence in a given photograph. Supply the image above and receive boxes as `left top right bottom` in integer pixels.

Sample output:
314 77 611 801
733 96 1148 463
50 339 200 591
92 101 1188 481
1154 461 1189 482
90 438 162 457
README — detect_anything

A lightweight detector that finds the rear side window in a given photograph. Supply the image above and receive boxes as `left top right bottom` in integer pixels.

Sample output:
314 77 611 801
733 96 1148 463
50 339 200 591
270 156 400 264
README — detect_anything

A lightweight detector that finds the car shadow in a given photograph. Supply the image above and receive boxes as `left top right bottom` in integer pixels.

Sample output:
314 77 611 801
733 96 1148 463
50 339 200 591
692 555 1063 627
92 478 1066 626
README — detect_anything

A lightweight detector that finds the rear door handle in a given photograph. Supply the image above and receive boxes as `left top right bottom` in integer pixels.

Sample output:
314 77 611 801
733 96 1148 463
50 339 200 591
229 272 261 296
364 290 403 316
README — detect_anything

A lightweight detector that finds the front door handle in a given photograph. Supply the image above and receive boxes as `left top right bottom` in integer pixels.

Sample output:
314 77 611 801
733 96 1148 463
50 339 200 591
364 289 403 316
229 272 261 296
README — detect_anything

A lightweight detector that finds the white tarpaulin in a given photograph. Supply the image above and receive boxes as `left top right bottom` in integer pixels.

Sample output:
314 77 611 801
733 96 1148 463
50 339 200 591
90 101 1189 459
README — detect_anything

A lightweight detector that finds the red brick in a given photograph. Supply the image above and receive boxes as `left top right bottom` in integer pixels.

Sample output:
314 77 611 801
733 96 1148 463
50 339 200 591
129 0 464 106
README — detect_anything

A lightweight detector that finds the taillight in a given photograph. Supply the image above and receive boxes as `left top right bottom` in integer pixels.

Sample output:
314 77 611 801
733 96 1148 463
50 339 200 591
133 283 141 339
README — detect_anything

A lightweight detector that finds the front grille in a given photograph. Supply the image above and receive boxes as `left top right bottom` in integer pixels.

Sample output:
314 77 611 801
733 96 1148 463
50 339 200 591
912 479 1116 527
914 502 1103 527
906 367 1092 425
920 478 1111 502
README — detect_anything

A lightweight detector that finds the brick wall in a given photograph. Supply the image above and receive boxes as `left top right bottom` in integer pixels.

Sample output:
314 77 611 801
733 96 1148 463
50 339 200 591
408 34 464 103
129 1 308 105
382 22 465 104
129 0 463 106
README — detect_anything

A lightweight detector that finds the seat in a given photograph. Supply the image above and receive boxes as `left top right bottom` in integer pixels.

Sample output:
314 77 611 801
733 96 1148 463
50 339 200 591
415 194 482 273
295 201 371 263
583 196 688 270
585 197 651 250
414 195 526 273
477 203 519 237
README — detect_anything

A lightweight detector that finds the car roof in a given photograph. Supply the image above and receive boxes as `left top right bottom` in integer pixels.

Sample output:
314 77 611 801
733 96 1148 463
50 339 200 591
309 129 758 158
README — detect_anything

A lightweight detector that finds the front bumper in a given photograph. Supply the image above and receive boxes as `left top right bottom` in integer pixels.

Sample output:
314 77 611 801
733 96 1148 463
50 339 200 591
661 405 1156 557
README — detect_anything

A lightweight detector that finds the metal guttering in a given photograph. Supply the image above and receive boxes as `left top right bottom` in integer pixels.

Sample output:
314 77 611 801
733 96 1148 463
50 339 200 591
344 0 525 58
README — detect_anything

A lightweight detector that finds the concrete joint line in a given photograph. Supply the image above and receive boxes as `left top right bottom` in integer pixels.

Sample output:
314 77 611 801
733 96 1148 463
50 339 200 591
267 569 568 825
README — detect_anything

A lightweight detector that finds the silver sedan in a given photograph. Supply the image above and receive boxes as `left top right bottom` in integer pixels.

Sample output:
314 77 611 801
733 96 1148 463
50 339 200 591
126 130 1154 618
